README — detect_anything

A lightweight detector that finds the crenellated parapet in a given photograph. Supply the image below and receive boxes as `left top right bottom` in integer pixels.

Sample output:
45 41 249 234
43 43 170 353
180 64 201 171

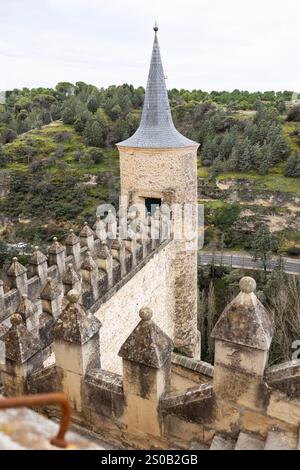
0 215 172 327
1 277 300 450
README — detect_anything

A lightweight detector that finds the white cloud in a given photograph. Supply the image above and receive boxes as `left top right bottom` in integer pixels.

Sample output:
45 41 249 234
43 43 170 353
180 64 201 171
0 0 299 91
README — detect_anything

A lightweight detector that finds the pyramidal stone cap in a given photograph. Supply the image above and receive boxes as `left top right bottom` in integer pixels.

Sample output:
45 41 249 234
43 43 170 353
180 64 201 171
17 294 37 320
29 247 47 265
48 237 65 254
40 277 62 300
81 251 96 271
7 257 27 276
62 263 80 285
211 276 275 351
117 27 199 149
53 289 101 344
118 307 174 368
3 313 40 363
80 222 94 237
65 229 80 246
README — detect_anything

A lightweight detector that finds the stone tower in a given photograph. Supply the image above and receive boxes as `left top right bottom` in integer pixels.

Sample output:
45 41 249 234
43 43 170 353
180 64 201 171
117 26 200 357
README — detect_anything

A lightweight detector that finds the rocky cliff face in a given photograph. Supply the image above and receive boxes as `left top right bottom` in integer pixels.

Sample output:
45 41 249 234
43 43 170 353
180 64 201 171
199 177 300 251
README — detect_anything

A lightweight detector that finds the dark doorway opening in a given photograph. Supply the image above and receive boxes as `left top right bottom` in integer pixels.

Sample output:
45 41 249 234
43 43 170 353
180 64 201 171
145 198 161 215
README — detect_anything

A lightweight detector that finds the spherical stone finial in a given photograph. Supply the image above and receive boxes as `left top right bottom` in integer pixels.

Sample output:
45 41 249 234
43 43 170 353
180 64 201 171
67 289 80 304
153 21 158 32
139 307 153 321
34 246 39 251
21 294 28 299
84 221 88 226
239 276 256 294
47 277 52 283
12 257 18 262
67 263 73 269
11 313 23 326
69 229 74 233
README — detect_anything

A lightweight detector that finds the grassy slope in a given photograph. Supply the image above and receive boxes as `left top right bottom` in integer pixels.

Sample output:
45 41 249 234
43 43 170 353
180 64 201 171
198 120 300 252
1 119 300 251
0 121 120 244
199 121 300 195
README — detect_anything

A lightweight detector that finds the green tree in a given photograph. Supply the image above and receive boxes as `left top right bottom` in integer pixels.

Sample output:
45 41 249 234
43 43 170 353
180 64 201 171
83 120 105 147
258 143 272 175
61 102 77 124
207 282 217 359
87 147 104 164
238 143 252 172
272 134 290 164
55 82 75 99
0 146 6 167
251 143 262 168
110 104 122 121
227 145 239 171
284 154 300 177
213 203 241 230
286 105 300 122
0 240 9 268
74 110 93 134
251 224 278 271
33 94 57 122
87 94 99 113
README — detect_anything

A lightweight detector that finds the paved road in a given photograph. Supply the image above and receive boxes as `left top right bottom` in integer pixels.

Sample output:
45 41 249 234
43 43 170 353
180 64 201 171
198 252 300 276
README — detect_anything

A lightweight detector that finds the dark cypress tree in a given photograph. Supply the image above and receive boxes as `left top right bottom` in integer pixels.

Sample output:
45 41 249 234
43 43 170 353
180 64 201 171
238 140 252 172
258 143 272 175
284 154 300 177
83 120 105 147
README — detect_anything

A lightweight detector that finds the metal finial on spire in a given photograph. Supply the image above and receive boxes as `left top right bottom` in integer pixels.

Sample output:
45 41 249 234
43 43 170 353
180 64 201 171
153 20 158 32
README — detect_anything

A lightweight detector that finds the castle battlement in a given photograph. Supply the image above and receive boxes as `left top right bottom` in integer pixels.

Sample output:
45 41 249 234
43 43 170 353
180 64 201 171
1 278 300 450
1 26 300 451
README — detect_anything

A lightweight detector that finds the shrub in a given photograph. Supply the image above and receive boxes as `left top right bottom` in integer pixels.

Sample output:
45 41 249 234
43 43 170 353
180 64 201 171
286 105 300 122
284 154 300 177
73 149 84 162
286 246 300 256
55 144 64 159
87 148 104 164
53 131 72 142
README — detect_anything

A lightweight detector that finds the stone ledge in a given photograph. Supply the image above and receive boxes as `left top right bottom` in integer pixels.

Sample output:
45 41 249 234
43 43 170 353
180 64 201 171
160 383 213 411
266 360 300 383
172 353 214 378
265 360 300 398
27 365 62 394
85 368 123 395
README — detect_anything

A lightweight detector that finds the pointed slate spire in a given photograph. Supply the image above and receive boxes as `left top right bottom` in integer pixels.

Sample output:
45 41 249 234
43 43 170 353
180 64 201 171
118 26 198 149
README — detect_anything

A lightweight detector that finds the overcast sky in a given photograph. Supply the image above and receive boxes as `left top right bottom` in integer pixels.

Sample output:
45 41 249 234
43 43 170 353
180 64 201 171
0 0 299 92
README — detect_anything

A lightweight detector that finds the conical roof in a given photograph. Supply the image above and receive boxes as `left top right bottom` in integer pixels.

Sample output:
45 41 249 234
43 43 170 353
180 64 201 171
117 27 198 149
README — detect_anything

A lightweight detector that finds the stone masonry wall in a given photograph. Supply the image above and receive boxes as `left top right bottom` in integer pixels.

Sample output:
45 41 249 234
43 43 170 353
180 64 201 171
94 240 176 374
118 146 199 357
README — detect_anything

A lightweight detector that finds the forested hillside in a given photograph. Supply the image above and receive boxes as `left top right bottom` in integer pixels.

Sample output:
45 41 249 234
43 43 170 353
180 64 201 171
0 82 300 266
